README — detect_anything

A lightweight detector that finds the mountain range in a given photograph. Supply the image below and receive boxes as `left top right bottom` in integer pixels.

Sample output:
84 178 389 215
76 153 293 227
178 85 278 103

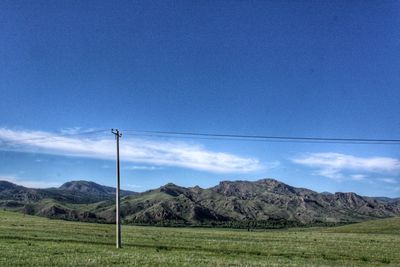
1 178 399 228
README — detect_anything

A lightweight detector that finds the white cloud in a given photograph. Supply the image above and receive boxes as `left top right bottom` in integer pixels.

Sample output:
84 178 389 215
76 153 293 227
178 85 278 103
0 174 61 188
265 161 281 169
292 152 400 181
0 127 262 174
125 184 143 190
351 174 366 181
379 178 398 184
314 168 343 180
292 153 400 173
124 165 162 171
59 127 83 135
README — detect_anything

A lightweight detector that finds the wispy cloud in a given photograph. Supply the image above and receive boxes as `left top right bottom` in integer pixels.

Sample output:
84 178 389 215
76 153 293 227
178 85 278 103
350 174 366 181
379 178 398 184
125 184 143 190
0 174 61 188
0 127 263 173
59 127 85 135
265 161 281 169
291 152 400 181
124 165 162 171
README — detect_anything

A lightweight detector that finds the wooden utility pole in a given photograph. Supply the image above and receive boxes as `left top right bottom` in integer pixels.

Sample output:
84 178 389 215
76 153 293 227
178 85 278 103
112 129 122 248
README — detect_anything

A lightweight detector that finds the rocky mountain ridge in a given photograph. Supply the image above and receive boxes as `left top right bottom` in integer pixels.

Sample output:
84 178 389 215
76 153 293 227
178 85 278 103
1 178 399 228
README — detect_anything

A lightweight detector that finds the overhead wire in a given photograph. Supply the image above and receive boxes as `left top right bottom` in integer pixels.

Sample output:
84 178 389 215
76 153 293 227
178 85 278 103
1 128 399 145
122 129 400 145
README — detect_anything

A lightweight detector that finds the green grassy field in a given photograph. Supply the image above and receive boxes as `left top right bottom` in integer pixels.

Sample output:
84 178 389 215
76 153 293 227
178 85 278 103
0 211 399 266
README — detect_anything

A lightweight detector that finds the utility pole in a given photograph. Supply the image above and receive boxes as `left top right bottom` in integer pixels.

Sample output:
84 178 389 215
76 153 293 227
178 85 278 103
111 129 122 249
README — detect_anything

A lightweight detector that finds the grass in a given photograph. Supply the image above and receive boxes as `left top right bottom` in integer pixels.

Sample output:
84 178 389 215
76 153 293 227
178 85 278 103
0 211 399 266
325 216 400 235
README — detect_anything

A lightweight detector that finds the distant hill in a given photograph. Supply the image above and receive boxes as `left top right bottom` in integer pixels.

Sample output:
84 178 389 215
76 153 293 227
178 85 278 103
325 216 400 235
59 180 135 199
0 180 135 203
0 180 136 222
1 178 399 228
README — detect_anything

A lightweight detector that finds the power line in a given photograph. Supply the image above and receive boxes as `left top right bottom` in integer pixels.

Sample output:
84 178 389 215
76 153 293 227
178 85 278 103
122 133 399 145
122 129 400 145
1 128 399 145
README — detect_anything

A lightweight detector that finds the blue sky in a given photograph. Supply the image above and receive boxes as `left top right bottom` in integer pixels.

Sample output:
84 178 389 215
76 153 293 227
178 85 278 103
0 1 399 196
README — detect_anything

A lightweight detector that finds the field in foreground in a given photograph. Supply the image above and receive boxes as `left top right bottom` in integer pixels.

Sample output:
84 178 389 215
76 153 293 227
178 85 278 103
0 211 399 266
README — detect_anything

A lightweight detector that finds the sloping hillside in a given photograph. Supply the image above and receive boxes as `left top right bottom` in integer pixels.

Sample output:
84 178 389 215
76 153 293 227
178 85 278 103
1 178 399 228
0 180 135 221
99 179 399 227
325 216 400 234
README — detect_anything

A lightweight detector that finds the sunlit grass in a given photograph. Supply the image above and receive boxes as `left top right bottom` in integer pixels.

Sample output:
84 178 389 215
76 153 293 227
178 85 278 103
0 211 399 266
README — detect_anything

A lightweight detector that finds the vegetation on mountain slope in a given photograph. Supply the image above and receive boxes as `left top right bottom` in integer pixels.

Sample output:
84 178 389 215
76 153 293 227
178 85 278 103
1 179 399 228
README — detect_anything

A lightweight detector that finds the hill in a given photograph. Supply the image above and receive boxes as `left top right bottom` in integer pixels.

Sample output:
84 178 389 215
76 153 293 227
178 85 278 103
110 179 400 227
326 216 400 234
0 180 135 202
0 180 136 221
1 178 399 227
